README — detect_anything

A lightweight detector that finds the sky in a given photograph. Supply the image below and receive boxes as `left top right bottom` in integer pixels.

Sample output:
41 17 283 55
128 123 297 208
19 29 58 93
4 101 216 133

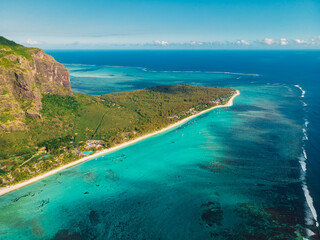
1 0 320 49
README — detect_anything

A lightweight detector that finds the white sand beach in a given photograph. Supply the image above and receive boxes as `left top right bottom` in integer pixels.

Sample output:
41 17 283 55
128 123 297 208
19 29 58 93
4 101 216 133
0 90 240 197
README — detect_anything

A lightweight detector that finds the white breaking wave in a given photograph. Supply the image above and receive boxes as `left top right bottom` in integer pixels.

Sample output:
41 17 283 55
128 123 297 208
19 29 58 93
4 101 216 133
305 228 316 238
302 184 319 227
294 84 306 98
66 64 261 78
298 111 320 231
302 128 308 140
299 156 307 172
302 147 308 159
65 63 97 67
299 152 319 230
141 68 260 76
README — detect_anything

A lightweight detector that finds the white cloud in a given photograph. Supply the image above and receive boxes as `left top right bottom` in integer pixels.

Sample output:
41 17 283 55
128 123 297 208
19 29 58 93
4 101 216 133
260 38 276 45
295 39 308 44
190 41 203 46
153 40 169 46
294 36 320 45
236 40 250 46
256 38 290 46
310 36 320 45
280 38 288 46
26 39 41 45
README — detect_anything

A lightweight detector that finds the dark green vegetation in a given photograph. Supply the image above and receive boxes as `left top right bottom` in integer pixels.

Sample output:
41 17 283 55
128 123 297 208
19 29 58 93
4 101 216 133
0 36 71 131
0 85 235 185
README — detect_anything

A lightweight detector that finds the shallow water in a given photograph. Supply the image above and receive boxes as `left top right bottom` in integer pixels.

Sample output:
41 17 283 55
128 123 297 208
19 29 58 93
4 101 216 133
1 50 319 239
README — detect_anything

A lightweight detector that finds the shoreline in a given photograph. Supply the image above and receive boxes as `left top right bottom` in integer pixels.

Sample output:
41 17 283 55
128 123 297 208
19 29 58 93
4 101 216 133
0 90 240 197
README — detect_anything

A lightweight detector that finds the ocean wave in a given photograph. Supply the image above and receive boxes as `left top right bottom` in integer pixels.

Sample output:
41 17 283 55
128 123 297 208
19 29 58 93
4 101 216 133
66 64 261 77
306 228 316 238
302 147 308 159
302 183 319 228
104 65 147 69
65 63 97 67
302 128 308 141
141 68 260 76
299 155 307 172
299 157 307 172
303 135 309 141
298 119 319 230
294 84 306 98
299 154 319 230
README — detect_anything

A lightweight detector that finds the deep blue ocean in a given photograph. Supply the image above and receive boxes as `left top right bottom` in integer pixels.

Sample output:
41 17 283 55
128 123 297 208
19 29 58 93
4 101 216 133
0 50 319 239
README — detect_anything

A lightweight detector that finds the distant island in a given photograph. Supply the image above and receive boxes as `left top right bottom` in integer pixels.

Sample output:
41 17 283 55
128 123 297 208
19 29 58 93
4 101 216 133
0 36 239 194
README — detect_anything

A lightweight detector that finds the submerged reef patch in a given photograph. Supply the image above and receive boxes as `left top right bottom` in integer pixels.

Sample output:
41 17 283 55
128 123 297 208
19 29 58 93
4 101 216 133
200 201 223 226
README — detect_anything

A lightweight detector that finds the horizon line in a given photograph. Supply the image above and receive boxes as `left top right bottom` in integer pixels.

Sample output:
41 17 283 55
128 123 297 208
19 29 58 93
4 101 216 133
43 48 320 51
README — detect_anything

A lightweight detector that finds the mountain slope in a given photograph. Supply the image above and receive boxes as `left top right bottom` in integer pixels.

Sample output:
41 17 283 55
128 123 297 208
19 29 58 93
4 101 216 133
0 36 71 130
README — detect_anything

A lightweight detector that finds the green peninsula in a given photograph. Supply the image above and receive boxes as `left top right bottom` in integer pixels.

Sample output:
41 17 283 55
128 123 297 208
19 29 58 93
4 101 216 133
0 36 236 186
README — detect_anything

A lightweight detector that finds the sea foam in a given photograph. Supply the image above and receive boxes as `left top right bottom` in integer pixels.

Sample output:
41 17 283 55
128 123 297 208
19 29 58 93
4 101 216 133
302 147 308 159
302 128 308 140
303 184 319 227
141 68 260 76
294 84 306 98
299 156 307 172
297 98 319 230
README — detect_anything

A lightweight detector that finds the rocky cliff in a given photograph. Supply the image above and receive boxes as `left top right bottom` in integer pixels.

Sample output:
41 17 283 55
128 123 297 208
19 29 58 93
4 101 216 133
0 36 72 130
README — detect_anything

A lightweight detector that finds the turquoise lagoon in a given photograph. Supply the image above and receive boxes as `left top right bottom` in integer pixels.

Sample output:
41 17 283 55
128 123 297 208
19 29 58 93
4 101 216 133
0 51 319 239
